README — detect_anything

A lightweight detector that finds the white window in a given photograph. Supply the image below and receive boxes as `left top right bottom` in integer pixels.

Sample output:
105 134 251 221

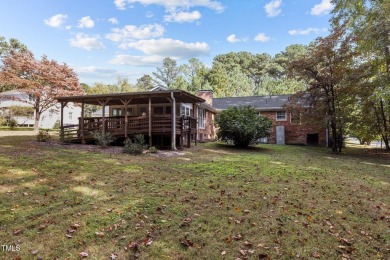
69 112 73 120
180 104 192 117
112 108 122 116
198 109 205 129
276 111 286 121
49 110 54 118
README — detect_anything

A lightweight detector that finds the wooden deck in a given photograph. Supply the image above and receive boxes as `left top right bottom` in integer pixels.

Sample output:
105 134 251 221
61 115 197 147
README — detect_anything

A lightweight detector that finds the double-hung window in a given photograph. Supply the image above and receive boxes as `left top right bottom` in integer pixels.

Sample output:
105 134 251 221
198 109 205 129
276 111 286 121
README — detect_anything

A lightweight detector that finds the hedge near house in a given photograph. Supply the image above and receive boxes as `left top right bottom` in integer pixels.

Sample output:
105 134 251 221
215 106 272 148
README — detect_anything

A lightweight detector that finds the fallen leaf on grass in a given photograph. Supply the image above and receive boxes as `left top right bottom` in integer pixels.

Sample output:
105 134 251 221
71 223 81 229
128 242 139 251
143 237 153 246
31 250 39 255
312 252 320 258
110 253 118 260
95 232 105 237
239 249 247 256
13 229 22 235
79 252 88 258
65 234 73 238
221 250 226 255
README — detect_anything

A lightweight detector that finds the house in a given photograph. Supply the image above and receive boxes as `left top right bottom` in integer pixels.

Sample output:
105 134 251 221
56 89 326 149
206 91 327 146
0 90 81 128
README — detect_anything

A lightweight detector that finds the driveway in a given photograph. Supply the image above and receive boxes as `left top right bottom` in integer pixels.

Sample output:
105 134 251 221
0 130 38 137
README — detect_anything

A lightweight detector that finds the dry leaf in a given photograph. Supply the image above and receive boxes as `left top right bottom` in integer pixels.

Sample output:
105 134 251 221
79 251 88 258
95 232 105 237
221 250 226 255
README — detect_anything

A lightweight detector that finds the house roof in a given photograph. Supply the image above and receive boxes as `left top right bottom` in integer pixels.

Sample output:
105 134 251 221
56 90 205 106
213 94 290 111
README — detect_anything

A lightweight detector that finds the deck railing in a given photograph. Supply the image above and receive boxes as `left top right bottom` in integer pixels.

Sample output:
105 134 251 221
61 115 197 143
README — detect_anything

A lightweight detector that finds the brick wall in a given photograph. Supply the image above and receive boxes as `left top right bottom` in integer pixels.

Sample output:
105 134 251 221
260 111 326 145
198 110 215 140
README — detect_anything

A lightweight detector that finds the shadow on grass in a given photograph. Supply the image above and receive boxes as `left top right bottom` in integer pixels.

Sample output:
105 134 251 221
207 142 273 153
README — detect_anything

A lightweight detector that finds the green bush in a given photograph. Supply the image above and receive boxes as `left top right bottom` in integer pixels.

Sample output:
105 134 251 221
8 119 17 129
215 106 272 148
37 130 52 142
53 120 61 129
148 146 159 153
123 134 145 155
93 131 115 148
0 116 6 126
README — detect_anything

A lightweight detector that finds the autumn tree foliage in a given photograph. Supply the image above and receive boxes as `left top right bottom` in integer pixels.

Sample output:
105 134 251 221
0 50 83 130
287 28 359 153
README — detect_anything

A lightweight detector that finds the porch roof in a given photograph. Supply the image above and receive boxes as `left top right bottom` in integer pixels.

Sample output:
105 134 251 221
56 90 205 106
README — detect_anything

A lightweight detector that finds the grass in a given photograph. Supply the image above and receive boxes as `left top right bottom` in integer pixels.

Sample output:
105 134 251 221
0 135 389 259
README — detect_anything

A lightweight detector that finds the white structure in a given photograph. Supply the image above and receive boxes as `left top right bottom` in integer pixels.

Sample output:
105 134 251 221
0 90 81 128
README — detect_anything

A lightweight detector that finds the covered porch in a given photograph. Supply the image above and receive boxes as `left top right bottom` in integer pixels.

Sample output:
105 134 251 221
56 90 205 150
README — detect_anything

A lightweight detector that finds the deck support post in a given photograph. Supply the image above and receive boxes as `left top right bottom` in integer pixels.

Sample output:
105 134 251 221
148 97 152 147
60 102 67 142
80 102 85 144
170 92 177 150
98 99 109 134
121 99 132 139
194 103 198 146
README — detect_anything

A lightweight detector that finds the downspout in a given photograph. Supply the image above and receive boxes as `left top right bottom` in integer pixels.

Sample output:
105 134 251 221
171 91 177 150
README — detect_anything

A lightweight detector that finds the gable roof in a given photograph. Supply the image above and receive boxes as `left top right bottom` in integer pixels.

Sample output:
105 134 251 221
213 94 290 111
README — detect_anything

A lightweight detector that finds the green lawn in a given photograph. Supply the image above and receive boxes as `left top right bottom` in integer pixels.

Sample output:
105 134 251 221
0 135 389 259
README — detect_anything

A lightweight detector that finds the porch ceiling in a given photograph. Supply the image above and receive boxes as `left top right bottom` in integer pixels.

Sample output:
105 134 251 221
56 90 205 105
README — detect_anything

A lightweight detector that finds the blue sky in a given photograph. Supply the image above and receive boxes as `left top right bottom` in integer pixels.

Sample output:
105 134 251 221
0 0 334 85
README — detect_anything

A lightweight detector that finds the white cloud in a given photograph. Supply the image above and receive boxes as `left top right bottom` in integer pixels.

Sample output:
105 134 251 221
164 11 201 23
69 33 105 51
264 0 282 17
115 0 224 12
288 27 328 36
106 24 165 43
311 0 334 16
122 38 210 59
114 0 127 10
109 55 163 67
44 14 68 28
226 34 240 43
108 17 119 24
76 66 118 76
78 16 95 28
254 33 271 43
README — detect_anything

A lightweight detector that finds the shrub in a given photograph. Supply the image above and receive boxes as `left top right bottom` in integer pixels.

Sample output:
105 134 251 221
93 131 115 148
37 130 52 142
0 116 6 126
53 120 61 129
148 146 159 153
123 134 145 155
8 119 17 129
215 106 272 148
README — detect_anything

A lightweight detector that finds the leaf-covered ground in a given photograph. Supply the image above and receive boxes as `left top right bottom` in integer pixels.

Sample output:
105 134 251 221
0 135 389 259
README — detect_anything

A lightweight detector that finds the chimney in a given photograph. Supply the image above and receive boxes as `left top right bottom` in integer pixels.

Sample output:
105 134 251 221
197 90 213 106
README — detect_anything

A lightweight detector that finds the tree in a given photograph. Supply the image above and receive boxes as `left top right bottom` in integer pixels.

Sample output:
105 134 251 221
288 28 357 153
331 0 390 150
180 58 210 93
0 36 28 92
136 74 154 91
0 50 83 130
152 57 181 88
215 106 272 148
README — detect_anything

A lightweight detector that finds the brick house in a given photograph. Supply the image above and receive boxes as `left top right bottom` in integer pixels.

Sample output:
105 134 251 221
198 90 327 146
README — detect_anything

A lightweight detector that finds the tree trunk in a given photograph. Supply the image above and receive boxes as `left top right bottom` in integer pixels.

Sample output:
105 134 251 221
33 99 40 132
